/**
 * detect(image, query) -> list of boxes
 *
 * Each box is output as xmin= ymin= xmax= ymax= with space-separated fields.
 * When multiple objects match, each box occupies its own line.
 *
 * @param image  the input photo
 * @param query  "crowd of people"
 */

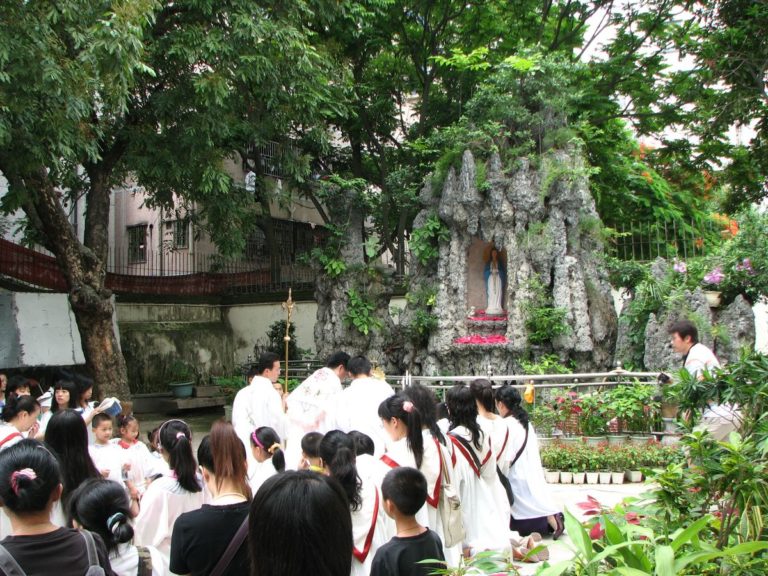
xmin=0 ymin=353 xmax=565 ymax=576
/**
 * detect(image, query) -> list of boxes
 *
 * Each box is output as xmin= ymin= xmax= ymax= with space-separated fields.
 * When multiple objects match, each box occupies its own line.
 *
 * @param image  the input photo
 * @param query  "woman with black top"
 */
xmin=0 ymin=439 xmax=113 ymax=575
xmin=170 ymin=421 xmax=251 ymax=576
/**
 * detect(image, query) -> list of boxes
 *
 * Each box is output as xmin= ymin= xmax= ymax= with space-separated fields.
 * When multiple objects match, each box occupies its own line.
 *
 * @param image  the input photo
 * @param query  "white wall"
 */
xmin=0 ymin=293 xmax=86 ymax=368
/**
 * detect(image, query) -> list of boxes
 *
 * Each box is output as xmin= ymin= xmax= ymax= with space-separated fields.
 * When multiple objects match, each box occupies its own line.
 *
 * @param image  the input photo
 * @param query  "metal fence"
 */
xmin=610 ymin=218 xmax=724 ymax=262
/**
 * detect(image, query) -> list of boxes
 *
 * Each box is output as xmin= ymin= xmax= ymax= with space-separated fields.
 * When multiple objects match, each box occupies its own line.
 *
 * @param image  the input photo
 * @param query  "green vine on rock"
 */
xmin=410 ymin=215 xmax=449 ymax=266
xmin=344 ymin=288 xmax=382 ymax=336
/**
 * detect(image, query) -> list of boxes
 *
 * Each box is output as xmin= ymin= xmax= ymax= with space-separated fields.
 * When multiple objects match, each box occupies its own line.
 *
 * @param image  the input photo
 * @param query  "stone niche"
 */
xmin=402 ymin=149 xmax=618 ymax=376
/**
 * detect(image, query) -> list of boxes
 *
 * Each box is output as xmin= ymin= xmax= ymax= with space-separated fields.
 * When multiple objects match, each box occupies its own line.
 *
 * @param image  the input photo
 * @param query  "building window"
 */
xmin=172 ymin=219 xmax=189 ymax=249
xmin=127 ymin=225 xmax=147 ymax=263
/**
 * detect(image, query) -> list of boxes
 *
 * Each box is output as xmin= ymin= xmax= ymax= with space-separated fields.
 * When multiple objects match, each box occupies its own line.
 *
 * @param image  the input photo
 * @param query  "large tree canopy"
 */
xmin=0 ymin=0 xmax=341 ymax=397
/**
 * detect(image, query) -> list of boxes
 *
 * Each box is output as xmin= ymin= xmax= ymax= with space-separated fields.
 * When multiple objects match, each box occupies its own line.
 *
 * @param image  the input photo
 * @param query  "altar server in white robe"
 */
xmin=284 ymin=351 xmax=349 ymax=468
xmin=320 ymin=430 xmax=392 ymax=576
xmin=232 ymin=352 xmax=287 ymax=472
xmin=496 ymin=385 xmax=564 ymax=539
xmin=446 ymin=384 xmax=512 ymax=554
xmin=329 ymin=356 xmax=394 ymax=456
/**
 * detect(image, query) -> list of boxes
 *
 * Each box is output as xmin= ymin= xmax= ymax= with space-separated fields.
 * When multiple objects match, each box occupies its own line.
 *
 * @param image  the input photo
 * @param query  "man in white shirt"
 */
xmin=232 ymin=352 xmax=287 ymax=470
xmin=669 ymin=319 xmax=739 ymax=440
xmin=331 ymin=355 xmax=394 ymax=456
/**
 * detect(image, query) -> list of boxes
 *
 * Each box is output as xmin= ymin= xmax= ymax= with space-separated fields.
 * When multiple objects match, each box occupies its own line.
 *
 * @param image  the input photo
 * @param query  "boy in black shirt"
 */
xmin=371 ymin=467 xmax=445 ymax=576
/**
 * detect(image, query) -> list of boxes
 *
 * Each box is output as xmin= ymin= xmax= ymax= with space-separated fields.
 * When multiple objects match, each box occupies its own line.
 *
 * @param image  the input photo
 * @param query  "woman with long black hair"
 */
xmin=320 ymin=430 xmax=390 ymax=576
xmin=134 ymin=419 xmax=204 ymax=568
xmin=496 ymin=385 xmax=564 ymax=539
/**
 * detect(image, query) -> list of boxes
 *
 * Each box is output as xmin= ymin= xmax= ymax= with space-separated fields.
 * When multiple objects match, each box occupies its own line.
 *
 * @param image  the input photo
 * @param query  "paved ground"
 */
xmin=514 ymin=481 xmax=652 ymax=575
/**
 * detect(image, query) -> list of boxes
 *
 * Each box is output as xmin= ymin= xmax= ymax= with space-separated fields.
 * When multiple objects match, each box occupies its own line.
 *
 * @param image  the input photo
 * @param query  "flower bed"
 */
xmin=540 ymin=440 xmax=682 ymax=483
xmin=453 ymin=334 xmax=509 ymax=345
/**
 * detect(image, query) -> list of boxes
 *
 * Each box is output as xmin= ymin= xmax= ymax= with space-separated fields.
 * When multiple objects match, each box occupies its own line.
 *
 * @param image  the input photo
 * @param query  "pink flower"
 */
xmin=673 ymin=259 xmax=687 ymax=274
xmin=703 ymin=267 xmax=725 ymax=286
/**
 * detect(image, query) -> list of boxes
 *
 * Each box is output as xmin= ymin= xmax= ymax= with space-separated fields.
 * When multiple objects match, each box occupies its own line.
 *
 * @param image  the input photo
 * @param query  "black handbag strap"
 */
xmin=210 ymin=515 xmax=249 ymax=576
xmin=509 ymin=424 xmax=529 ymax=468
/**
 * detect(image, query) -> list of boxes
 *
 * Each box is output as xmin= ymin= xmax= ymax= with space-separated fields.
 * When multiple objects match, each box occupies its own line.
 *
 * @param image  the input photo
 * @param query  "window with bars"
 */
xmin=172 ymin=219 xmax=189 ymax=249
xmin=127 ymin=225 xmax=147 ymax=263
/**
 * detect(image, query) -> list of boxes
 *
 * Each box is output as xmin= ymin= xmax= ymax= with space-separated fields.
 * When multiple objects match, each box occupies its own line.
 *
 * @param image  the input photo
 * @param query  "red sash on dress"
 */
xmin=352 ymin=488 xmax=380 ymax=563
xmin=380 ymin=454 xmax=399 ymax=469
xmin=0 ymin=432 xmax=21 ymax=448
xmin=449 ymin=435 xmax=492 ymax=477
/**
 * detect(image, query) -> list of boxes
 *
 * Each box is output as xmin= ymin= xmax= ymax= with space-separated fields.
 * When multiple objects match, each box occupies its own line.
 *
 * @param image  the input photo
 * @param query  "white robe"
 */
xmin=232 ymin=375 xmax=287 ymax=472
xmin=485 ymin=261 xmax=503 ymax=314
xmin=501 ymin=418 xmax=560 ymax=520
xmin=110 ymin=542 xmax=166 ymax=576
xmin=284 ymin=367 xmax=342 ymax=468
xmin=351 ymin=478 xmax=392 ymax=576
xmin=478 ymin=415 xmax=511 ymax=473
xmin=133 ymin=475 xmax=205 ymax=572
xmin=449 ymin=426 xmax=511 ymax=552
xmin=89 ymin=442 xmax=124 ymax=484
xmin=331 ymin=376 xmax=394 ymax=456
xmin=112 ymin=439 xmax=156 ymax=495
xmin=248 ymin=458 xmax=279 ymax=496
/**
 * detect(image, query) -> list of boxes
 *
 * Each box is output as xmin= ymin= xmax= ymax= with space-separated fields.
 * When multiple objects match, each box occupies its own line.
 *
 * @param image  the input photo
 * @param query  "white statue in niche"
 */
xmin=484 ymin=247 xmax=505 ymax=315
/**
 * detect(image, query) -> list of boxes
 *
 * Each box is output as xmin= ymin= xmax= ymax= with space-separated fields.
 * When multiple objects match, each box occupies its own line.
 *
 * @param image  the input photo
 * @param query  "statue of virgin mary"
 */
xmin=484 ymin=248 xmax=505 ymax=315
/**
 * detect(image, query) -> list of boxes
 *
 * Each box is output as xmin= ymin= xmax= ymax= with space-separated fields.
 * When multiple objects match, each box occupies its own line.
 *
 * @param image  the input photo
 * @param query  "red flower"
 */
xmin=590 ymin=522 xmax=604 ymax=540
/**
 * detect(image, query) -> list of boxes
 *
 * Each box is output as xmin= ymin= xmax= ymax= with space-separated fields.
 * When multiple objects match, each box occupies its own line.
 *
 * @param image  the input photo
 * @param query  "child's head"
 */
xmin=0 ymin=439 xmax=62 ymax=516
xmin=300 ymin=432 xmax=324 ymax=470
xmin=348 ymin=431 xmax=374 ymax=457
xmin=6 ymin=376 xmax=31 ymax=400
xmin=250 ymin=427 xmax=285 ymax=471
xmin=117 ymin=414 xmax=139 ymax=442
xmin=301 ymin=432 xmax=323 ymax=459
xmin=381 ymin=467 xmax=428 ymax=518
xmin=157 ymin=419 xmax=201 ymax=494
xmin=91 ymin=413 xmax=113 ymax=444
xmin=68 ymin=478 xmax=133 ymax=554
xmin=2 ymin=395 xmax=41 ymax=432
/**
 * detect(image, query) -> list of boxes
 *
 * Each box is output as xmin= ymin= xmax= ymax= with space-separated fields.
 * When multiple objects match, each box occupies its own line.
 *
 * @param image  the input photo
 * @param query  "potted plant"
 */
xmin=165 ymin=359 xmax=197 ymax=399
xmin=558 ymin=446 xmax=576 ymax=484
xmin=622 ymin=445 xmax=643 ymax=483
xmin=531 ymin=404 xmax=558 ymax=446
xmin=540 ymin=445 xmax=563 ymax=483
xmin=702 ymin=266 xmax=725 ymax=307
xmin=553 ymin=390 xmax=582 ymax=442
xmin=659 ymin=376 xmax=681 ymax=419
xmin=598 ymin=446 xmax=612 ymax=484
xmin=584 ymin=446 xmax=602 ymax=484
xmin=579 ymin=394 xmax=608 ymax=445
xmin=604 ymin=382 xmax=657 ymax=437
xmin=608 ymin=447 xmax=626 ymax=485
xmin=571 ymin=445 xmax=586 ymax=484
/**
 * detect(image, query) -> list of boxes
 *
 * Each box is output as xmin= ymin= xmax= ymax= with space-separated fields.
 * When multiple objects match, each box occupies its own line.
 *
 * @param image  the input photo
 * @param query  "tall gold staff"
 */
xmin=281 ymin=288 xmax=295 ymax=395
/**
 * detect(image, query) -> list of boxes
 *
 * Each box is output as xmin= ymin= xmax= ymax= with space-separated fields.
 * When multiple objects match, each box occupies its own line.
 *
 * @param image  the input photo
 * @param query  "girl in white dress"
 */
xmin=249 ymin=426 xmax=285 ymax=495
xmin=446 ymin=384 xmax=511 ymax=555
xmin=320 ymin=430 xmax=391 ymax=576
xmin=113 ymin=414 xmax=154 ymax=502
xmin=380 ymin=390 xmax=461 ymax=565
xmin=69 ymin=477 xmax=165 ymax=575
xmin=496 ymin=385 xmax=564 ymax=539
xmin=133 ymin=419 xmax=204 ymax=570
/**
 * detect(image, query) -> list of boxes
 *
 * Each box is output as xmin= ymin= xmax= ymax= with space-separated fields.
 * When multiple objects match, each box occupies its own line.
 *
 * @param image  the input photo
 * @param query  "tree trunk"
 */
xmin=20 ymin=168 xmax=130 ymax=400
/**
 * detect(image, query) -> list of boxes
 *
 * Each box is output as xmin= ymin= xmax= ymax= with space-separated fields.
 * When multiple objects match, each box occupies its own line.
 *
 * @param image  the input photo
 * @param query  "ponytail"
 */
xmin=159 ymin=419 xmax=201 ymax=493
xmin=495 ymin=385 xmax=530 ymax=429
xmin=319 ymin=430 xmax=362 ymax=511
xmin=250 ymin=427 xmax=285 ymax=473
xmin=378 ymin=395 xmax=424 ymax=468
xmin=470 ymin=378 xmax=496 ymax=413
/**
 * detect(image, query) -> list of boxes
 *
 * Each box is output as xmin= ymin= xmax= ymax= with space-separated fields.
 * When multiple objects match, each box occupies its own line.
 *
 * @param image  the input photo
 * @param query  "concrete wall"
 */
xmin=226 ymin=300 xmax=318 ymax=363
xmin=0 ymin=292 xmax=85 ymax=368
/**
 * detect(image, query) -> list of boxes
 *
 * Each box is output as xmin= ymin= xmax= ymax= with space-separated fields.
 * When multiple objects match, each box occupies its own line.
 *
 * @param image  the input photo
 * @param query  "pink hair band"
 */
xmin=251 ymin=431 xmax=265 ymax=450
xmin=10 ymin=468 xmax=37 ymax=495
